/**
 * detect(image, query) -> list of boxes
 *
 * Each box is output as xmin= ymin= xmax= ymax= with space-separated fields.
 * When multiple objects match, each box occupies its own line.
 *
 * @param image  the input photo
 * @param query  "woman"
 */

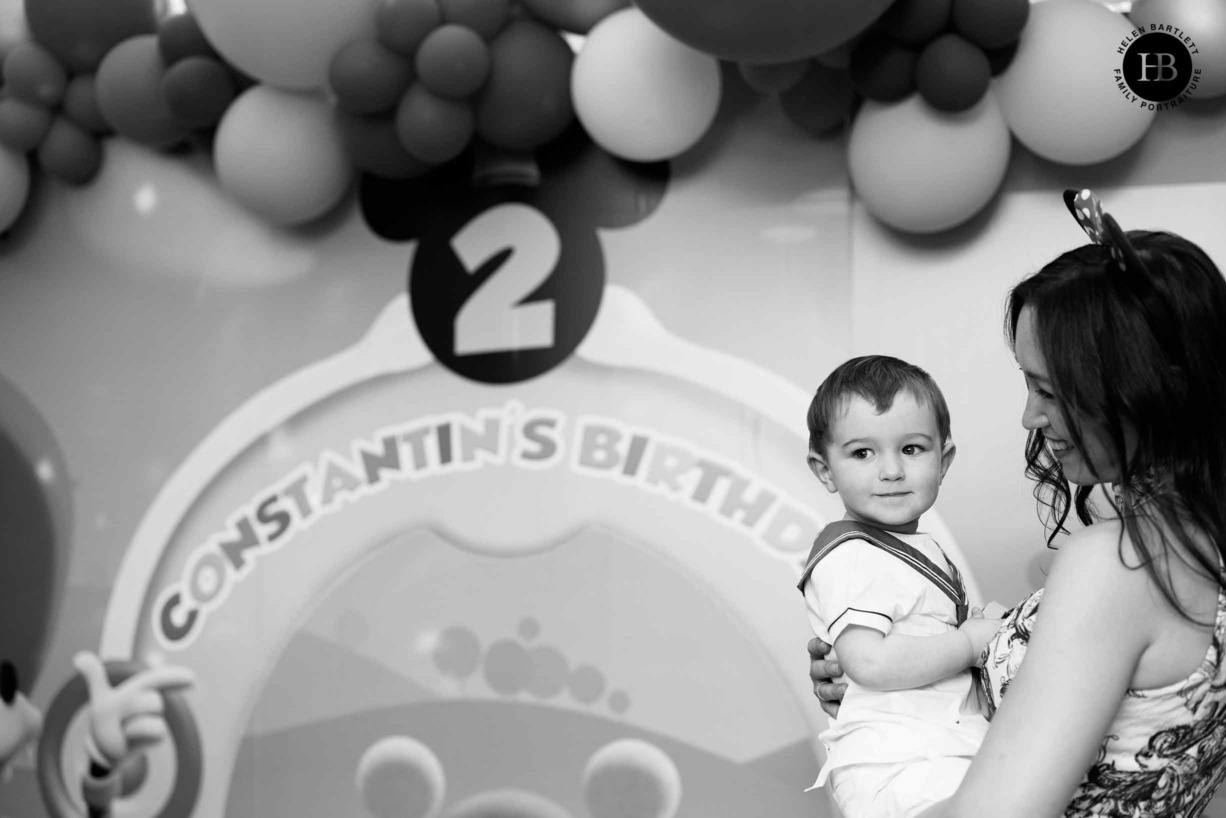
xmin=808 ymin=189 xmax=1226 ymax=816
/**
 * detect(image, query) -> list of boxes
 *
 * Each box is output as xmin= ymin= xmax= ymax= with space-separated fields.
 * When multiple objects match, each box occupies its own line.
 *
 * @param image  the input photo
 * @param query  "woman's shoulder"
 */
xmin=1050 ymin=520 xmax=1140 ymax=576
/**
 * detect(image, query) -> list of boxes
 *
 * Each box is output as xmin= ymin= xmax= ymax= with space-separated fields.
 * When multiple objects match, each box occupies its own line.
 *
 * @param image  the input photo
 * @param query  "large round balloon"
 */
xmin=0 ymin=141 xmax=29 ymax=232
xmin=23 ymin=0 xmax=155 ymax=73
xmin=95 ymin=35 xmax=190 ymax=148
xmin=633 ymin=0 xmax=893 ymax=64
xmin=185 ymin=0 xmax=378 ymax=90
xmin=1131 ymin=0 xmax=1226 ymax=100
xmin=214 ymin=86 xmax=356 ymax=225
xmin=848 ymin=90 xmax=1011 ymax=233
xmin=572 ymin=7 xmax=721 ymax=161
xmin=995 ymin=0 xmax=1154 ymax=165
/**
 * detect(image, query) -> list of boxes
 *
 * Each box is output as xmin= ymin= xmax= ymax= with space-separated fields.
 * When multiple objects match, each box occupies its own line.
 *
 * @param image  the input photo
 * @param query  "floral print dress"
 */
xmin=979 ymin=588 xmax=1226 ymax=816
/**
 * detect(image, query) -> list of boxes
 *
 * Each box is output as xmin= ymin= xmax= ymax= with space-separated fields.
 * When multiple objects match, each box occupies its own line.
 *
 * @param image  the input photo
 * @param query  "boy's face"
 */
xmin=807 ymin=391 xmax=955 ymax=534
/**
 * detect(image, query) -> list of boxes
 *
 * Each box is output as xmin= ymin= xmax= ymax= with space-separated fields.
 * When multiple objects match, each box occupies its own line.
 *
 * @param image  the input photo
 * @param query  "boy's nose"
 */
xmin=878 ymin=457 xmax=904 ymax=480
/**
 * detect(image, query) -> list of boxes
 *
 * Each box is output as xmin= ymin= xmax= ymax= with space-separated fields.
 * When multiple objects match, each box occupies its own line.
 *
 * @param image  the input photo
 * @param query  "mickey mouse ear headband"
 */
xmin=1062 ymin=188 xmax=1149 ymax=276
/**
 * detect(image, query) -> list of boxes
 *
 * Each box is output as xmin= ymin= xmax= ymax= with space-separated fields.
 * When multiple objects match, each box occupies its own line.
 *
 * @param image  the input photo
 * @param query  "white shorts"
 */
xmin=828 ymin=756 xmax=972 ymax=818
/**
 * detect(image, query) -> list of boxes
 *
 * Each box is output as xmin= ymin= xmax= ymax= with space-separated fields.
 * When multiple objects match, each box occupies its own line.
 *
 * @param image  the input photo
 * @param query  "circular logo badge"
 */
xmin=1121 ymin=31 xmax=1195 ymax=103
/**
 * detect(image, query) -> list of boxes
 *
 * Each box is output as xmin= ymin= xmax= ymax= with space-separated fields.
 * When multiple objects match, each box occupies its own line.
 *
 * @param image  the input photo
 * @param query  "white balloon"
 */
xmin=214 ymin=86 xmax=355 ymax=227
xmin=572 ymin=7 xmax=721 ymax=162
xmin=995 ymin=0 xmax=1155 ymax=165
xmin=849 ymin=91 xmax=1012 ymax=234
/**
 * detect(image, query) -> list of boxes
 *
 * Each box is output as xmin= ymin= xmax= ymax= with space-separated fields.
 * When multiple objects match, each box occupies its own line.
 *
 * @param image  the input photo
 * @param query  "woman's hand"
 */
xmin=807 ymin=636 xmax=846 ymax=718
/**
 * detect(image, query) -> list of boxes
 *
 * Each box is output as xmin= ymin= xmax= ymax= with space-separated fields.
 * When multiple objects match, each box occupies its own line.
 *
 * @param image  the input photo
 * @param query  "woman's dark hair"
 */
xmin=1005 ymin=230 xmax=1226 ymax=620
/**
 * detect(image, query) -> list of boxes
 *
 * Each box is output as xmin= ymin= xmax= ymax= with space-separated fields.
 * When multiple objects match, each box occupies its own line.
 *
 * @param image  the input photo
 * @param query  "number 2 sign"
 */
xmin=411 ymin=192 xmax=604 ymax=385
xmin=359 ymin=128 xmax=670 ymax=385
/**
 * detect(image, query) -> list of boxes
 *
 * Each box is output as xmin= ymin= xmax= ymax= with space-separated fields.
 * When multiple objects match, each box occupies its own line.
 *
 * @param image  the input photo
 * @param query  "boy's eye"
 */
xmin=902 ymin=444 xmax=925 ymax=456
xmin=850 ymin=449 xmax=870 ymax=459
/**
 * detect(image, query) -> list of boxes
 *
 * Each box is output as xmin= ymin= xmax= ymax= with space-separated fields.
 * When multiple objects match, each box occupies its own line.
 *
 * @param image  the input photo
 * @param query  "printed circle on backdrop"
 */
xmin=1120 ymin=31 xmax=1195 ymax=102
xmin=408 ymin=187 xmax=604 ymax=385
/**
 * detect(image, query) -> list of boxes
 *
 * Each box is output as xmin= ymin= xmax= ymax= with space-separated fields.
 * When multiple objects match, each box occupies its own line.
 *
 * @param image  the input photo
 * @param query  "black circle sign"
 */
xmin=1121 ymin=32 xmax=1194 ymax=102
xmin=409 ymin=186 xmax=605 ymax=385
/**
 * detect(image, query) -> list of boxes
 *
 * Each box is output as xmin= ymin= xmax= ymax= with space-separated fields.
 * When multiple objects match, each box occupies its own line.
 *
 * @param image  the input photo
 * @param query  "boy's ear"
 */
xmin=807 ymin=450 xmax=838 ymax=494
xmin=939 ymin=440 xmax=957 ymax=482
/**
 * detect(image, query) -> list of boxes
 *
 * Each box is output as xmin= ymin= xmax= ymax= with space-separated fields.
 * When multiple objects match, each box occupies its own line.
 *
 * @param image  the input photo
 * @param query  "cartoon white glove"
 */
xmin=73 ymin=651 xmax=195 ymax=772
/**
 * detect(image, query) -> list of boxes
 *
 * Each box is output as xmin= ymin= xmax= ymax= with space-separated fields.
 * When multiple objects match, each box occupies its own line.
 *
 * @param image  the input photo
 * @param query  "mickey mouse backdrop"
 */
xmin=2 ymin=0 xmax=1226 ymax=816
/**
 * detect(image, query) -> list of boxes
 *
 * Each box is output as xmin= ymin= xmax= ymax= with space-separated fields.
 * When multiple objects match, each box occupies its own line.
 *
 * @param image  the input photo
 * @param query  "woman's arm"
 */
xmin=836 ymin=616 xmax=1000 ymax=691
xmin=918 ymin=522 xmax=1154 ymax=818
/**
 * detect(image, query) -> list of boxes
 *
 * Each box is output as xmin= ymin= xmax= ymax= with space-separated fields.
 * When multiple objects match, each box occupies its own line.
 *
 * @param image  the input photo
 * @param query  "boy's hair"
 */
xmin=806 ymin=355 xmax=951 ymax=456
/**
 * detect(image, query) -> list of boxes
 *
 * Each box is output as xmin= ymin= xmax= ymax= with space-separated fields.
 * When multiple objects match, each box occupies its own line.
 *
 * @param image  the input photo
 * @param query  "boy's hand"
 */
xmin=958 ymin=612 xmax=1004 ymax=667
xmin=807 ymin=637 xmax=845 ymax=718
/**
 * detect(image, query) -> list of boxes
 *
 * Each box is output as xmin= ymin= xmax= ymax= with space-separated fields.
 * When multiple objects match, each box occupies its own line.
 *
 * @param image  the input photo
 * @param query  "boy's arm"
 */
xmin=835 ymin=617 xmax=999 ymax=691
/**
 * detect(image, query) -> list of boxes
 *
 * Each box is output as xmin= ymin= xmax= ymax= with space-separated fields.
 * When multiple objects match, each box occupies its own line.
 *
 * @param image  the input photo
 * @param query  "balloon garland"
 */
xmin=1 ymin=0 xmax=1224 ymax=237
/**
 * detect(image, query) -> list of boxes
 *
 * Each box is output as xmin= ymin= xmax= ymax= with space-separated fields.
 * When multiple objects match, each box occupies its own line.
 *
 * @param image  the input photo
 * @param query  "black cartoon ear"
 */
xmin=1 ymin=660 xmax=16 ymax=704
xmin=358 ymin=151 xmax=477 ymax=243
xmin=534 ymin=121 xmax=669 ymax=230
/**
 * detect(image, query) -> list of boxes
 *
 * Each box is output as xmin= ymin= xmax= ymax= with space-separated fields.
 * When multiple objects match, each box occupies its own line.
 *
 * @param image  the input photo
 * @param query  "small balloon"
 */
xmin=187 ymin=0 xmax=377 ymax=90
xmin=37 ymin=115 xmax=101 ymax=185
xmin=572 ymin=8 xmax=720 ymax=161
xmin=1131 ymin=0 xmax=1226 ymax=100
xmin=878 ymin=0 xmax=952 ymax=46
xmin=95 ymin=34 xmax=190 ymax=148
xmin=915 ymin=33 xmax=990 ymax=112
xmin=3 ymin=41 xmax=68 ymax=106
xmin=61 ymin=74 xmax=110 ymax=133
xmin=376 ymin=0 xmax=443 ymax=57
xmin=214 ymin=86 xmax=356 ymax=226
xmin=162 ymin=56 xmax=239 ymax=130
xmin=0 ymin=141 xmax=29 ymax=232
xmin=436 ymin=0 xmax=511 ymax=41
xmin=516 ymin=0 xmax=628 ymax=34
xmin=395 ymin=81 xmax=474 ymax=163
xmin=738 ymin=59 xmax=808 ymax=95
xmin=329 ymin=38 xmax=415 ymax=115
xmin=474 ymin=18 xmax=574 ymax=151
xmin=951 ymin=0 xmax=1029 ymax=51
xmin=779 ymin=62 xmax=856 ymax=136
xmin=23 ymin=0 xmax=155 ymax=72
xmin=415 ymin=24 xmax=491 ymax=100
xmin=336 ymin=112 xmax=431 ymax=179
xmin=0 ymin=94 xmax=53 ymax=151
xmin=849 ymin=36 xmax=917 ymax=102
xmin=157 ymin=12 xmax=220 ymax=65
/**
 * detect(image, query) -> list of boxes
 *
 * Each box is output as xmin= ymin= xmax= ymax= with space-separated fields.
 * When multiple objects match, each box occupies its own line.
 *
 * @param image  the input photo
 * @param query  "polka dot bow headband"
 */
xmin=1062 ymin=188 xmax=1146 ymax=275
